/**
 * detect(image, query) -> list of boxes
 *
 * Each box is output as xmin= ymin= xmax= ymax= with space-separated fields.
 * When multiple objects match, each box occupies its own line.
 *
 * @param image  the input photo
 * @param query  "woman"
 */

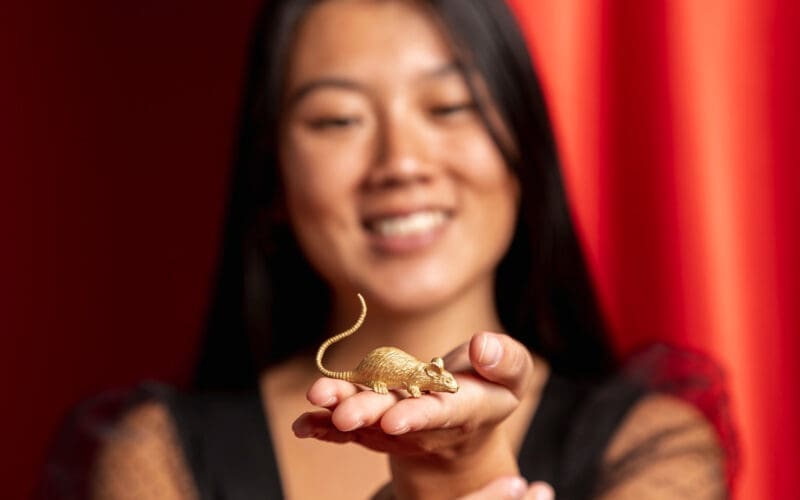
xmin=87 ymin=0 xmax=729 ymax=498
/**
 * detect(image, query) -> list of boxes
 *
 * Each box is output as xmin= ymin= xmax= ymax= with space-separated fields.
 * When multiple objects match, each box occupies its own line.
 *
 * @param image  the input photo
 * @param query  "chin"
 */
xmin=335 ymin=252 xmax=492 ymax=315
xmin=357 ymin=276 xmax=467 ymax=315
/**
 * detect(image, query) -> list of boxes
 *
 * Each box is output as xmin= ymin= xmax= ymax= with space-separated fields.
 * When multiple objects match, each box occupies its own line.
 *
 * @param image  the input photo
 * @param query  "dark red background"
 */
xmin=2 ymin=1 xmax=262 ymax=496
xmin=3 ymin=1 xmax=798 ymax=498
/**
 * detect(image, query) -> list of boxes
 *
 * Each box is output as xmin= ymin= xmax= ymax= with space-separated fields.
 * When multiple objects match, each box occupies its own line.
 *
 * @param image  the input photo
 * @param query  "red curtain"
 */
xmin=509 ymin=1 xmax=800 ymax=499
xmin=4 ymin=1 xmax=797 ymax=498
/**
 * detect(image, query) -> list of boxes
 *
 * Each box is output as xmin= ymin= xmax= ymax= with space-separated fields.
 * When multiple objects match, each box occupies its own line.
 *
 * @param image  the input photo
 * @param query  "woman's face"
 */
xmin=279 ymin=0 xmax=520 ymax=313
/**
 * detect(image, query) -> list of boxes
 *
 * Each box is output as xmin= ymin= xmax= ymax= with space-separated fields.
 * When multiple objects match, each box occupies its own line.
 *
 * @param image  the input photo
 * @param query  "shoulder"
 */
xmin=96 ymin=399 xmax=175 ymax=453
xmin=597 ymin=393 xmax=726 ymax=499
xmin=90 ymin=399 xmax=197 ymax=500
xmin=606 ymin=393 xmax=723 ymax=462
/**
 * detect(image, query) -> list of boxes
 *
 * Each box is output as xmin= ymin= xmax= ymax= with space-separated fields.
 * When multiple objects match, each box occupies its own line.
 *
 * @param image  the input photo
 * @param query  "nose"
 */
xmin=365 ymin=110 xmax=433 ymax=190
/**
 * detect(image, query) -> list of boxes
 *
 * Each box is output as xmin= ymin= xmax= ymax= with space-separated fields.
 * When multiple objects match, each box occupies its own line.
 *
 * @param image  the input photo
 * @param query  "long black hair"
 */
xmin=194 ymin=0 xmax=617 ymax=391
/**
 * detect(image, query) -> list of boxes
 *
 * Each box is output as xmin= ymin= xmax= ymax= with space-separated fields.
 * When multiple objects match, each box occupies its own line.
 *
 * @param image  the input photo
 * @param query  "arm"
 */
xmin=90 ymin=402 xmax=197 ymax=500
xmin=596 ymin=394 xmax=727 ymax=499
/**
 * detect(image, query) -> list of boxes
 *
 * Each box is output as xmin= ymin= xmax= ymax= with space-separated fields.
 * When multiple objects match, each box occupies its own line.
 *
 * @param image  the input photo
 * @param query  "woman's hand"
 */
xmin=459 ymin=478 xmax=554 ymax=500
xmin=292 ymin=332 xmax=537 ymax=499
xmin=371 ymin=477 xmax=555 ymax=500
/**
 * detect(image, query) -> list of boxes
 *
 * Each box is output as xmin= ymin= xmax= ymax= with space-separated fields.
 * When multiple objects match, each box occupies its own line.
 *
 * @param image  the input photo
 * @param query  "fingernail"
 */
xmin=387 ymin=423 xmax=410 ymax=435
xmin=478 ymin=335 xmax=502 ymax=367
xmin=340 ymin=418 xmax=364 ymax=432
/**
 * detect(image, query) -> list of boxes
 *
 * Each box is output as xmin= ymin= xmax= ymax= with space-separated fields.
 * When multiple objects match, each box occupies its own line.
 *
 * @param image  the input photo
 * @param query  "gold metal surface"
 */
xmin=316 ymin=294 xmax=459 ymax=397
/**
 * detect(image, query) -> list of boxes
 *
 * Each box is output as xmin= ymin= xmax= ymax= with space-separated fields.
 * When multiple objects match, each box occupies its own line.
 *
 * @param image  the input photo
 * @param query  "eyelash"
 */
xmin=430 ymin=102 xmax=476 ymax=116
xmin=308 ymin=117 xmax=362 ymax=130
xmin=306 ymin=102 xmax=476 ymax=130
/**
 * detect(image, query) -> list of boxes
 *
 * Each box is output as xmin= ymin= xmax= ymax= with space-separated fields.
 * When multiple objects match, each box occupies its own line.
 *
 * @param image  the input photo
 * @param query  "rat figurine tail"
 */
xmin=315 ymin=293 xmax=367 ymax=381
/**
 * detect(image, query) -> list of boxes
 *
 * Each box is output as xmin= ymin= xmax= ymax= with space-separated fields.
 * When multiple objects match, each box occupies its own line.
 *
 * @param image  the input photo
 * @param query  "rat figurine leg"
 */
xmin=371 ymin=381 xmax=389 ymax=394
xmin=407 ymin=385 xmax=422 ymax=398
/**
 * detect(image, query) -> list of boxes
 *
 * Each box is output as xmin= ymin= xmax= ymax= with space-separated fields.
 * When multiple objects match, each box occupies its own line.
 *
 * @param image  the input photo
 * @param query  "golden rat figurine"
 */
xmin=315 ymin=294 xmax=459 ymax=398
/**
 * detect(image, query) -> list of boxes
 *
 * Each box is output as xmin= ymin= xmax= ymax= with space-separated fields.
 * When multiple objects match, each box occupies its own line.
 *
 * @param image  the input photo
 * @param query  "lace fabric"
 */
xmin=37 ymin=345 xmax=735 ymax=499
xmin=36 ymin=384 xmax=198 ymax=500
xmin=594 ymin=393 xmax=727 ymax=499
xmin=621 ymin=342 xmax=739 ymax=492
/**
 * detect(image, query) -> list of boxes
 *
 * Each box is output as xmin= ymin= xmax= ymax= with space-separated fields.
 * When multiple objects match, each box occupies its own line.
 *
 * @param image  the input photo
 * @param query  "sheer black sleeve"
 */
xmin=37 ymin=384 xmax=198 ymax=500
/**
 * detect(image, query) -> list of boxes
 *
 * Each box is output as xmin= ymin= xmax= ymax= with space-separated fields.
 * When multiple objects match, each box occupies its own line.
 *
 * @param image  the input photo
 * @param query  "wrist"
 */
xmin=389 ymin=430 xmax=518 ymax=500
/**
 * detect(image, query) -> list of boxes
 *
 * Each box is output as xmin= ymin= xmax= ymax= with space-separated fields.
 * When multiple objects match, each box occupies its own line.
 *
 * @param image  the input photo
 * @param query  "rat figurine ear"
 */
xmin=424 ymin=359 xmax=443 ymax=378
xmin=425 ymin=365 xmax=442 ymax=378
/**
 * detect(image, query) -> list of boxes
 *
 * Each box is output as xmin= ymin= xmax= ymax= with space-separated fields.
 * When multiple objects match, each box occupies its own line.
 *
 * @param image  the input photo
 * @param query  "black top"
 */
xmin=162 ymin=373 xmax=645 ymax=500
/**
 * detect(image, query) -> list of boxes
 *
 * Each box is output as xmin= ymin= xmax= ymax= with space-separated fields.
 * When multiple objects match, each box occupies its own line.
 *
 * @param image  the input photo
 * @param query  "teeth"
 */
xmin=371 ymin=210 xmax=447 ymax=237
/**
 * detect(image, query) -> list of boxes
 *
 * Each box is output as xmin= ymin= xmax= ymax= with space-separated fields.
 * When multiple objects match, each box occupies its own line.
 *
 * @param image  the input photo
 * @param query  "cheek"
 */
xmin=278 ymin=154 xmax=351 ymax=284
xmin=280 ymin=132 xmax=368 ymax=220
xmin=446 ymin=132 xmax=520 ymax=253
xmin=282 ymin=166 xmax=336 ymax=220
xmin=443 ymin=130 xmax=519 ymax=206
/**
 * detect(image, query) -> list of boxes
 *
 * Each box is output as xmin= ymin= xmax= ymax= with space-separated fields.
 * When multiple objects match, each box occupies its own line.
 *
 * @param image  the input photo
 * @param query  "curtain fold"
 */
xmin=509 ymin=1 xmax=799 ymax=498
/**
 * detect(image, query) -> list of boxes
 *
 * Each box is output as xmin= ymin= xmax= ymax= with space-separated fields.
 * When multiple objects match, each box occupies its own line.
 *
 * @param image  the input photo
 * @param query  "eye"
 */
xmin=430 ymin=102 xmax=476 ymax=117
xmin=307 ymin=116 xmax=362 ymax=130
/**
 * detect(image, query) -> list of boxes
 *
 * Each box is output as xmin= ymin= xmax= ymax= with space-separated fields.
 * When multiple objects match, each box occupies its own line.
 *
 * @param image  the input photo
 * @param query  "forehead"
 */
xmin=286 ymin=0 xmax=456 ymax=88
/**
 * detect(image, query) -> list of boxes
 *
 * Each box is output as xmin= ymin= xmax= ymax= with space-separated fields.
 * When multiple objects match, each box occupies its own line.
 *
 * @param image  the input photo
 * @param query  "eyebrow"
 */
xmin=423 ymin=61 xmax=463 ymax=79
xmin=286 ymin=61 xmax=465 ymax=106
xmin=287 ymin=78 xmax=366 ymax=106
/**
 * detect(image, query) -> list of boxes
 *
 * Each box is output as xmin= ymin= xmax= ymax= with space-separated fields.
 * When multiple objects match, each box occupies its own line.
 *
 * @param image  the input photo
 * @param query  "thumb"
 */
xmin=524 ymin=481 xmax=555 ymax=500
xmin=456 ymin=476 xmax=528 ymax=500
xmin=469 ymin=332 xmax=535 ymax=400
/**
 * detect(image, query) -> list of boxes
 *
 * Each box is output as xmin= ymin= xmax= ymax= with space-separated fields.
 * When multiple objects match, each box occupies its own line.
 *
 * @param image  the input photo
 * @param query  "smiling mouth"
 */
xmin=366 ymin=210 xmax=449 ymax=238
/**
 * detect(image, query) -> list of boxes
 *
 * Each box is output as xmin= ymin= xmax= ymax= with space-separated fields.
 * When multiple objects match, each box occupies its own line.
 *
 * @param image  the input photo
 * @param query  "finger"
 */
xmin=329 ymin=388 xmax=402 ymax=431
xmin=292 ymin=410 xmax=364 ymax=444
xmin=379 ymin=374 xmax=517 ymax=434
xmin=294 ymin=413 xmax=402 ymax=450
xmin=306 ymin=377 xmax=361 ymax=408
xmin=457 ymin=476 xmax=528 ymax=500
xmin=441 ymin=341 xmax=472 ymax=373
xmin=469 ymin=332 xmax=535 ymax=400
xmin=301 ymin=424 xmax=358 ymax=444
xmin=524 ymin=481 xmax=555 ymax=500
xmin=292 ymin=410 xmax=334 ymax=438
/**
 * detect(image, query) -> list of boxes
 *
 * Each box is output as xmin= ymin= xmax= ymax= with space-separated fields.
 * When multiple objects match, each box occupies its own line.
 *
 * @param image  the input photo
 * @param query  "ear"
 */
xmin=425 ymin=358 xmax=443 ymax=377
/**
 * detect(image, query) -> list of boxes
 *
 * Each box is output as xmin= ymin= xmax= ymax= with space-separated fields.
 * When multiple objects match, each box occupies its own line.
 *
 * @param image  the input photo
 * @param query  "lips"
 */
xmin=366 ymin=210 xmax=448 ymax=237
xmin=363 ymin=208 xmax=452 ymax=253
